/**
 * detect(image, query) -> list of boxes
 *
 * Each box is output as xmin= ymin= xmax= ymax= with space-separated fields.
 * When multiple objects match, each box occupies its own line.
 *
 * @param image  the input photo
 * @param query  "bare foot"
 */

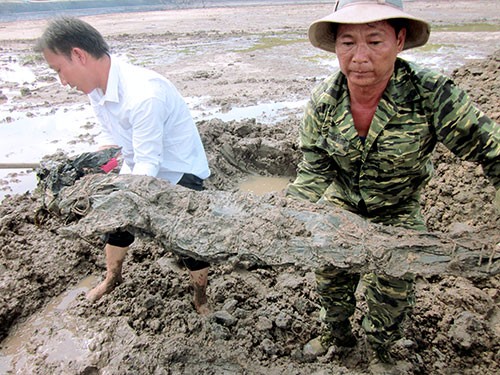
xmin=86 ymin=275 xmax=123 ymax=303
xmin=195 ymin=301 xmax=211 ymax=316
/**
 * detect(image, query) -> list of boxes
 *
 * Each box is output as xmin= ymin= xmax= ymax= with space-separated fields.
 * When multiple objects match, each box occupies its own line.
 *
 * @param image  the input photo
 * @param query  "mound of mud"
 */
xmin=0 ymin=49 xmax=499 ymax=375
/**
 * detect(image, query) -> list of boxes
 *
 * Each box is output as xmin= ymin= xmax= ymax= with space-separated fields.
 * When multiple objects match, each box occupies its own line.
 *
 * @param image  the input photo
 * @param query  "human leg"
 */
xmin=87 ymin=244 xmax=128 ymax=302
xmin=189 ymin=267 xmax=210 ymax=315
xmin=182 ymin=256 xmax=210 ymax=315
xmin=87 ymin=230 xmax=134 ymax=303
xmin=177 ymin=173 xmax=211 ymax=315
xmin=316 ymin=266 xmax=359 ymax=346
xmin=362 ymin=273 xmax=415 ymax=363
xmin=304 ymin=266 xmax=359 ymax=356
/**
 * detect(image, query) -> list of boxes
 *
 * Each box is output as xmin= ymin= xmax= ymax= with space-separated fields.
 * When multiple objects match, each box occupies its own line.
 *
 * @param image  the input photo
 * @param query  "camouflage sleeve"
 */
xmin=285 ymin=98 xmax=337 ymax=203
xmin=431 ymin=76 xmax=500 ymax=189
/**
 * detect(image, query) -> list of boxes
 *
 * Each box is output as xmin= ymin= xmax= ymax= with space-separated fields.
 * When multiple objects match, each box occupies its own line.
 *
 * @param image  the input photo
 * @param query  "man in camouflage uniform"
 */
xmin=286 ymin=0 xmax=500 ymax=370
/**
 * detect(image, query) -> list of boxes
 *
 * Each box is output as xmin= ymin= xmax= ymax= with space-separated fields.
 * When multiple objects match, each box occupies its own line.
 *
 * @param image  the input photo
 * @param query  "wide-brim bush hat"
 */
xmin=309 ymin=0 xmax=430 ymax=53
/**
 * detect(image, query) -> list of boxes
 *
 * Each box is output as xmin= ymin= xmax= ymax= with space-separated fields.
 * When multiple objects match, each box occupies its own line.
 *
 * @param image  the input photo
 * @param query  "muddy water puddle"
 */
xmin=0 ymin=61 xmax=36 ymax=86
xmin=238 ymin=175 xmax=291 ymax=195
xmin=190 ymin=98 xmax=306 ymax=124
xmin=0 ymin=104 xmax=99 ymax=201
xmin=0 ymin=276 xmax=97 ymax=373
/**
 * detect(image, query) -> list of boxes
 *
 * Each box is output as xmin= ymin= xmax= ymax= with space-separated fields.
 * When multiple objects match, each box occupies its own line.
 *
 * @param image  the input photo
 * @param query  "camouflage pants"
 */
xmin=315 ymin=266 xmax=415 ymax=348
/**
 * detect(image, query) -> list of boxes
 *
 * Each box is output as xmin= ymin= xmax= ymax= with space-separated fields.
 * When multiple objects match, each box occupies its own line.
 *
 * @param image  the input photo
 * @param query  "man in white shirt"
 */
xmin=35 ymin=16 xmax=211 ymax=314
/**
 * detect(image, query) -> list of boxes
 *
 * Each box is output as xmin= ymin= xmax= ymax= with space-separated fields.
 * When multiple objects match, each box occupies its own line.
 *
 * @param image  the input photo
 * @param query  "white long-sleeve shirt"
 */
xmin=89 ymin=56 xmax=210 ymax=184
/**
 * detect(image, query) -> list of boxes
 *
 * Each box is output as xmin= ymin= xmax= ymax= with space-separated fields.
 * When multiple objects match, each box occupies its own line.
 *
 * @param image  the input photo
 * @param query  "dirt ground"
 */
xmin=0 ymin=1 xmax=499 ymax=374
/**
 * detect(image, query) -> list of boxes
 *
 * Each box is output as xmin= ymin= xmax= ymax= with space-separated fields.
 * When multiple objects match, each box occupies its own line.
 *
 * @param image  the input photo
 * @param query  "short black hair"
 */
xmin=387 ymin=18 xmax=408 ymax=37
xmin=34 ymin=16 xmax=109 ymax=59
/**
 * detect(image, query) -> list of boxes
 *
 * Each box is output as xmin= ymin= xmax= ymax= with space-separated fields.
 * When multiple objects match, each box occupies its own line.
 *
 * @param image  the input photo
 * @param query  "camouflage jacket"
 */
xmin=286 ymin=58 xmax=499 ymax=229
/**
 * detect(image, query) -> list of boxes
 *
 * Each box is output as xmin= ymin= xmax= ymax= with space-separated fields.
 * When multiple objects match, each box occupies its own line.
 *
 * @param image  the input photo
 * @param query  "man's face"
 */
xmin=43 ymin=48 xmax=92 ymax=94
xmin=335 ymin=21 xmax=406 ymax=89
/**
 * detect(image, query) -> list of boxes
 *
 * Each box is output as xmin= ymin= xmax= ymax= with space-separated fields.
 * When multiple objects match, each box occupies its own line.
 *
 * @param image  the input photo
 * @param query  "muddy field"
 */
xmin=0 ymin=1 xmax=499 ymax=374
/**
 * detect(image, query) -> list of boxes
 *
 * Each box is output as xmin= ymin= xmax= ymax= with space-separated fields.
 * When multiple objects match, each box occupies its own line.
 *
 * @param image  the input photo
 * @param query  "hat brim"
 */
xmin=308 ymin=4 xmax=430 ymax=53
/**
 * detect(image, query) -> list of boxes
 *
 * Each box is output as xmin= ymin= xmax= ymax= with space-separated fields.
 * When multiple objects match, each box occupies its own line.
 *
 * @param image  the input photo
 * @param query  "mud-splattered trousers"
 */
xmin=286 ymin=58 xmax=500 ymax=348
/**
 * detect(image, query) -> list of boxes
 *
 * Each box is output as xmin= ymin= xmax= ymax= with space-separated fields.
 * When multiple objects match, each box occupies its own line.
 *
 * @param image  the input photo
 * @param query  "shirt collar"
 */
xmin=385 ymin=58 xmax=422 ymax=106
xmin=89 ymin=55 xmax=120 ymax=105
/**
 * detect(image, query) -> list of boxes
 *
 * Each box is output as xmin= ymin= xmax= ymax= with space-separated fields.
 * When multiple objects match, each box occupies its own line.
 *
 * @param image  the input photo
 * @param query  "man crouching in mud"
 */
xmin=34 ymin=16 xmax=212 ymax=315
xmin=286 ymin=0 xmax=499 ymax=373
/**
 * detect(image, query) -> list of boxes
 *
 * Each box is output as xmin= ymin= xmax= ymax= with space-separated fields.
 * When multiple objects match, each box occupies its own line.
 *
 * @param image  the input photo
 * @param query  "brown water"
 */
xmin=0 ymin=276 xmax=97 ymax=372
xmin=238 ymin=175 xmax=290 ymax=196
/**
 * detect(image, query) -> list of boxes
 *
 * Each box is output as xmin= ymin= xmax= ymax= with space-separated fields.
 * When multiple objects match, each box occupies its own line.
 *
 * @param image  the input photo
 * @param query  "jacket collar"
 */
xmin=316 ymin=58 xmax=423 ymax=155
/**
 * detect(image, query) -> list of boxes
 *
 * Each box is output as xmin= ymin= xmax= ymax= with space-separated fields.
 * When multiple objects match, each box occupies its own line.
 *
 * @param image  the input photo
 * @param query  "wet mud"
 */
xmin=0 ymin=1 xmax=499 ymax=374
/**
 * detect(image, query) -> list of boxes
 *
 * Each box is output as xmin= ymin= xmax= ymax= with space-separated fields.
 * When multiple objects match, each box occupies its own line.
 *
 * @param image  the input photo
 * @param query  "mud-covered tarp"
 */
xmin=44 ymin=173 xmax=499 ymax=279
xmin=34 ymin=147 xmax=122 ymax=214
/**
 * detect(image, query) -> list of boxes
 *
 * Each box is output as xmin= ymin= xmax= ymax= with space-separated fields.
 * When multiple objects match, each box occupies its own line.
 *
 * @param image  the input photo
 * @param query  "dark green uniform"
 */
xmin=287 ymin=58 xmax=500 ymax=348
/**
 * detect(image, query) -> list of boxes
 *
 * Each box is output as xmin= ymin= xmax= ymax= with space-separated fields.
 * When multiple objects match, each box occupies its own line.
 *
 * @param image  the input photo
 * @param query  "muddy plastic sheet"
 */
xmin=50 ymin=174 xmax=499 ymax=279
xmin=36 ymin=147 xmax=122 ymax=195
